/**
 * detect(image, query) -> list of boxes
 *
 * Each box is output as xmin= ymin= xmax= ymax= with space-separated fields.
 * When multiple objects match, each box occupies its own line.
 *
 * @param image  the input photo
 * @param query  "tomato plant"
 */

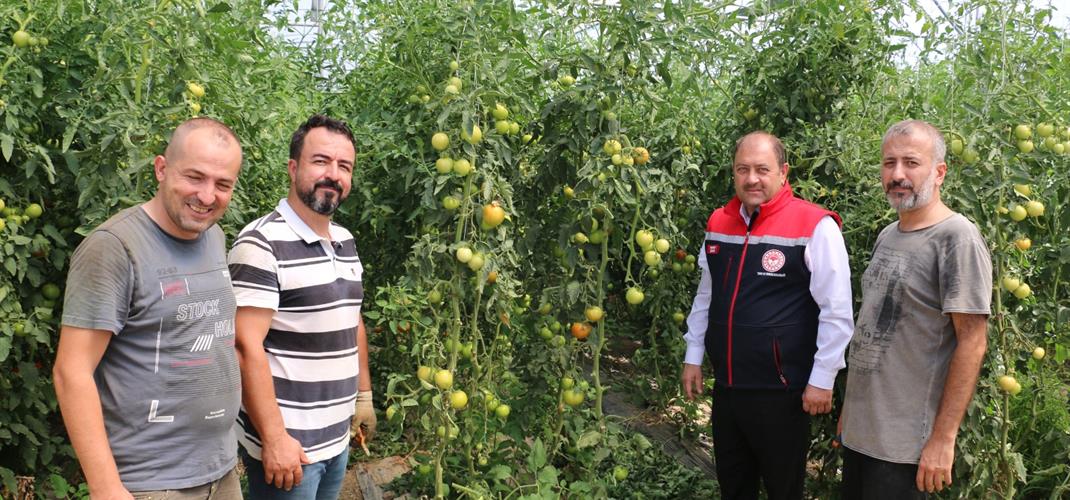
xmin=2 ymin=0 xmax=1068 ymax=497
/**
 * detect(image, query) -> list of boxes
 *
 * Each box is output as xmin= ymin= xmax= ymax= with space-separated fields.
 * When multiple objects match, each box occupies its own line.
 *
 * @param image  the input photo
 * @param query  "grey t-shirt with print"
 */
xmin=61 ymin=207 xmax=240 ymax=491
xmin=841 ymin=213 xmax=991 ymax=464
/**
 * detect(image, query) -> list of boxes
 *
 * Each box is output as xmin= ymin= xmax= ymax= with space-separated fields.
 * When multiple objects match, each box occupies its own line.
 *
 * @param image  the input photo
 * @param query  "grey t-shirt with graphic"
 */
xmin=841 ymin=213 xmax=991 ymax=464
xmin=62 ymin=207 xmax=241 ymax=491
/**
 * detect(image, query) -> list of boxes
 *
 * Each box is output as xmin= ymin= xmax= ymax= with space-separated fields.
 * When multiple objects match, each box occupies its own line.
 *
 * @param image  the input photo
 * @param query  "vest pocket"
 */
xmin=772 ymin=338 xmax=789 ymax=388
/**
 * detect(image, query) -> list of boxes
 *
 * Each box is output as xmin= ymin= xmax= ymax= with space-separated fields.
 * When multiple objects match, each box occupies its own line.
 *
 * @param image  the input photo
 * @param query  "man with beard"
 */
xmin=54 ymin=117 xmax=243 ymax=499
xmin=228 ymin=115 xmax=373 ymax=499
xmin=839 ymin=120 xmax=991 ymax=498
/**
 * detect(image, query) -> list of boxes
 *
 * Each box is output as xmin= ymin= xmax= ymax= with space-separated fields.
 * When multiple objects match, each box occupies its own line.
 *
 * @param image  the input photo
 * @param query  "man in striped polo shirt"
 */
xmin=228 ymin=115 xmax=374 ymax=498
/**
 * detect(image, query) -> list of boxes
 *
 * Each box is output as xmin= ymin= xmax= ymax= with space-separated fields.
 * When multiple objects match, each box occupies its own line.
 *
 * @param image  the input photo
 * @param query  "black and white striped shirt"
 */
xmin=228 ymin=199 xmax=363 ymax=463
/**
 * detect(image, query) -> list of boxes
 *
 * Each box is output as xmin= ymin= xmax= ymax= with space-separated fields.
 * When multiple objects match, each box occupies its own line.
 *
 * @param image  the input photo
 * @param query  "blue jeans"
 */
xmin=240 ymin=447 xmax=348 ymax=500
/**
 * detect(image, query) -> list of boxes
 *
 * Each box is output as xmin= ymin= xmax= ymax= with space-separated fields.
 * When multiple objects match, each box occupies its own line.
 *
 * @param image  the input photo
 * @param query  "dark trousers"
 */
xmin=711 ymin=385 xmax=809 ymax=500
xmin=841 ymin=446 xmax=928 ymax=500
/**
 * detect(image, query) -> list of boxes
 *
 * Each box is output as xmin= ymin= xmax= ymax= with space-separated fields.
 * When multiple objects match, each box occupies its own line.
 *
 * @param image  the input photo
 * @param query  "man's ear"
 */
xmin=934 ymin=161 xmax=948 ymax=187
xmin=153 ymin=155 xmax=167 ymax=182
xmin=287 ymin=159 xmax=298 ymax=182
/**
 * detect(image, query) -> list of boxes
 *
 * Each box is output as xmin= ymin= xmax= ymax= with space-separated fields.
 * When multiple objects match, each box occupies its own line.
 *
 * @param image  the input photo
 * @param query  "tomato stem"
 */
xmin=591 ymin=227 xmax=608 ymax=429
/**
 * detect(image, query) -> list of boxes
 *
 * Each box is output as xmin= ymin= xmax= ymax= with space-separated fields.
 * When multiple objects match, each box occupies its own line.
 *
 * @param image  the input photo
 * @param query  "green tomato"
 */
xmin=950 ymin=139 xmax=964 ymax=155
xmin=495 ymin=404 xmax=510 ymax=419
xmin=24 ymin=203 xmax=43 ymax=219
xmin=625 ymin=287 xmax=644 ymax=305
xmin=12 ymin=30 xmax=30 ymax=48
xmin=42 ymin=283 xmax=61 ymax=300
xmin=643 ymin=250 xmax=660 ymax=267
xmin=492 ymin=103 xmax=509 ymax=120
xmin=1014 ymin=124 xmax=1032 ymax=140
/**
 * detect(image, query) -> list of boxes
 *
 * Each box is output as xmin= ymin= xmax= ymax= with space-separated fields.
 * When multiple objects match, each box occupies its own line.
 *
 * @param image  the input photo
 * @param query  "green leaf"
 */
xmin=633 ymin=433 xmax=652 ymax=450
xmin=1009 ymin=451 xmax=1027 ymax=482
xmin=62 ymin=122 xmax=79 ymax=153
xmin=8 ymin=423 xmax=30 ymax=436
xmin=527 ymin=437 xmax=546 ymax=470
xmin=49 ymin=474 xmax=71 ymax=497
xmin=0 ymin=467 xmax=15 ymax=496
xmin=575 ymin=430 xmax=601 ymax=448
xmin=0 ymin=134 xmax=12 ymax=161
xmin=488 ymin=464 xmax=511 ymax=480
xmin=565 ymin=280 xmax=582 ymax=304
xmin=0 ymin=337 xmax=10 ymax=363
xmin=536 ymin=465 xmax=558 ymax=487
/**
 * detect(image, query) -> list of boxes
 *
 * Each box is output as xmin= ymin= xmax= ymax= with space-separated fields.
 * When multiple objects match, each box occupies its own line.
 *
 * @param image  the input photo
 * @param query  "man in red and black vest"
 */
xmin=681 ymin=131 xmax=855 ymax=499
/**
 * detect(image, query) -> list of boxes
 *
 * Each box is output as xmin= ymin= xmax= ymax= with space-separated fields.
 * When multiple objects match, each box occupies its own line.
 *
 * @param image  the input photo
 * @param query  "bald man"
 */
xmin=681 ymin=132 xmax=854 ymax=499
xmin=54 ymin=117 xmax=245 ymax=500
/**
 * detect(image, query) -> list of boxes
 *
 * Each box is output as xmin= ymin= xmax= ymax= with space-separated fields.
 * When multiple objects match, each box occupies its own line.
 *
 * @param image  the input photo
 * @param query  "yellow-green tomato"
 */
xmin=1009 ymin=205 xmax=1027 ymax=221
xmin=431 ymin=132 xmax=450 ymax=151
xmin=644 ymin=250 xmax=660 ymax=266
xmin=1014 ymin=124 xmax=1032 ymax=140
xmin=449 ymin=390 xmax=468 ymax=409
xmin=654 ymin=239 xmax=670 ymax=254
xmin=1025 ymin=200 xmax=1044 ymax=217
xmin=495 ymin=404 xmax=510 ymax=419
xmin=434 ymin=369 xmax=454 ymax=390
xmin=625 ymin=287 xmax=645 ymax=305
xmin=435 ymin=157 xmax=454 ymax=174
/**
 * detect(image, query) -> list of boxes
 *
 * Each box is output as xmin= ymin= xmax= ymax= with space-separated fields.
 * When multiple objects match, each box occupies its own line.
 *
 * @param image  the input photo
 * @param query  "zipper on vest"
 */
xmin=773 ymin=338 xmax=789 ymax=389
xmin=725 ymin=230 xmax=750 ymax=387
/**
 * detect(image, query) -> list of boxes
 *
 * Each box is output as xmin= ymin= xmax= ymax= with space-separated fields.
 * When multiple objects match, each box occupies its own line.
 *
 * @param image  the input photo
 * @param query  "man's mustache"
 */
xmin=885 ymin=179 xmax=914 ymax=192
xmin=315 ymin=180 xmax=343 ymax=193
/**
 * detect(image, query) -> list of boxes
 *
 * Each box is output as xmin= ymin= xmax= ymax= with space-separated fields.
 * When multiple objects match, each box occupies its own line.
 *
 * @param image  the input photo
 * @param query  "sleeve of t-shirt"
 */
xmin=61 ymin=231 xmax=133 ymax=335
xmin=228 ymin=231 xmax=281 ymax=311
xmin=941 ymin=232 xmax=993 ymax=315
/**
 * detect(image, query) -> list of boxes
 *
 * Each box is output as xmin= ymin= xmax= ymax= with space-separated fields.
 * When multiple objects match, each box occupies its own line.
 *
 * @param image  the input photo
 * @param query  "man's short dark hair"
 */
xmin=734 ymin=131 xmax=787 ymax=167
xmin=289 ymin=114 xmax=356 ymax=161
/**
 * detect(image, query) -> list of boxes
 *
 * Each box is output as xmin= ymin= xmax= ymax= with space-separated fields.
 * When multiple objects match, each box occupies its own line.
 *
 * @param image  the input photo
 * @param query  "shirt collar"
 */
xmin=276 ymin=198 xmax=327 ymax=245
xmin=738 ymin=204 xmax=759 ymax=226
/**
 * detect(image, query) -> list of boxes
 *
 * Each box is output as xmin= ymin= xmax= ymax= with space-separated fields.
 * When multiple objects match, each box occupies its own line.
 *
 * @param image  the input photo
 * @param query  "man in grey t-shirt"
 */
xmin=53 ymin=118 xmax=244 ymax=499
xmin=840 ymin=120 xmax=991 ymax=499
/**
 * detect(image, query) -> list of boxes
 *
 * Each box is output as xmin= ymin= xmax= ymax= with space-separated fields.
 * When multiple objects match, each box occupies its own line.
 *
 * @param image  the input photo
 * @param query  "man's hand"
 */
xmin=352 ymin=391 xmax=377 ymax=441
xmin=916 ymin=436 xmax=955 ymax=493
xmin=260 ymin=433 xmax=310 ymax=491
xmin=801 ymin=384 xmax=833 ymax=415
xmin=681 ymin=363 xmax=704 ymax=400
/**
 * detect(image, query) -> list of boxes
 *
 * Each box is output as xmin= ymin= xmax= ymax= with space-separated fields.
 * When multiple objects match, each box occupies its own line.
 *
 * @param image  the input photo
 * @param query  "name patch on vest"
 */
xmin=706 ymin=243 xmax=720 ymax=255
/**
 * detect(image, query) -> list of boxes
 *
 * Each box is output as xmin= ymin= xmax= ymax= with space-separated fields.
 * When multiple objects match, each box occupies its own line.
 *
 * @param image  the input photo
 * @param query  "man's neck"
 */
xmin=897 ymin=199 xmax=952 ymax=232
xmin=142 ymin=197 xmax=198 ymax=240
xmin=287 ymin=193 xmax=333 ymax=239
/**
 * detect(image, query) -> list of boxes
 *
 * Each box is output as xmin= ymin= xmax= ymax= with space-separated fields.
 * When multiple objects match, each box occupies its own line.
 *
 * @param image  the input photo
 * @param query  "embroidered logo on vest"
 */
xmin=761 ymin=249 xmax=786 ymax=272
xmin=706 ymin=243 xmax=720 ymax=255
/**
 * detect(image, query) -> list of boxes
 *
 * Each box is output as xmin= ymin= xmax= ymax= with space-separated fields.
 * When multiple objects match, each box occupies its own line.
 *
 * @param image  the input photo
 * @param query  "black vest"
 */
xmin=703 ymin=186 xmax=839 ymax=389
